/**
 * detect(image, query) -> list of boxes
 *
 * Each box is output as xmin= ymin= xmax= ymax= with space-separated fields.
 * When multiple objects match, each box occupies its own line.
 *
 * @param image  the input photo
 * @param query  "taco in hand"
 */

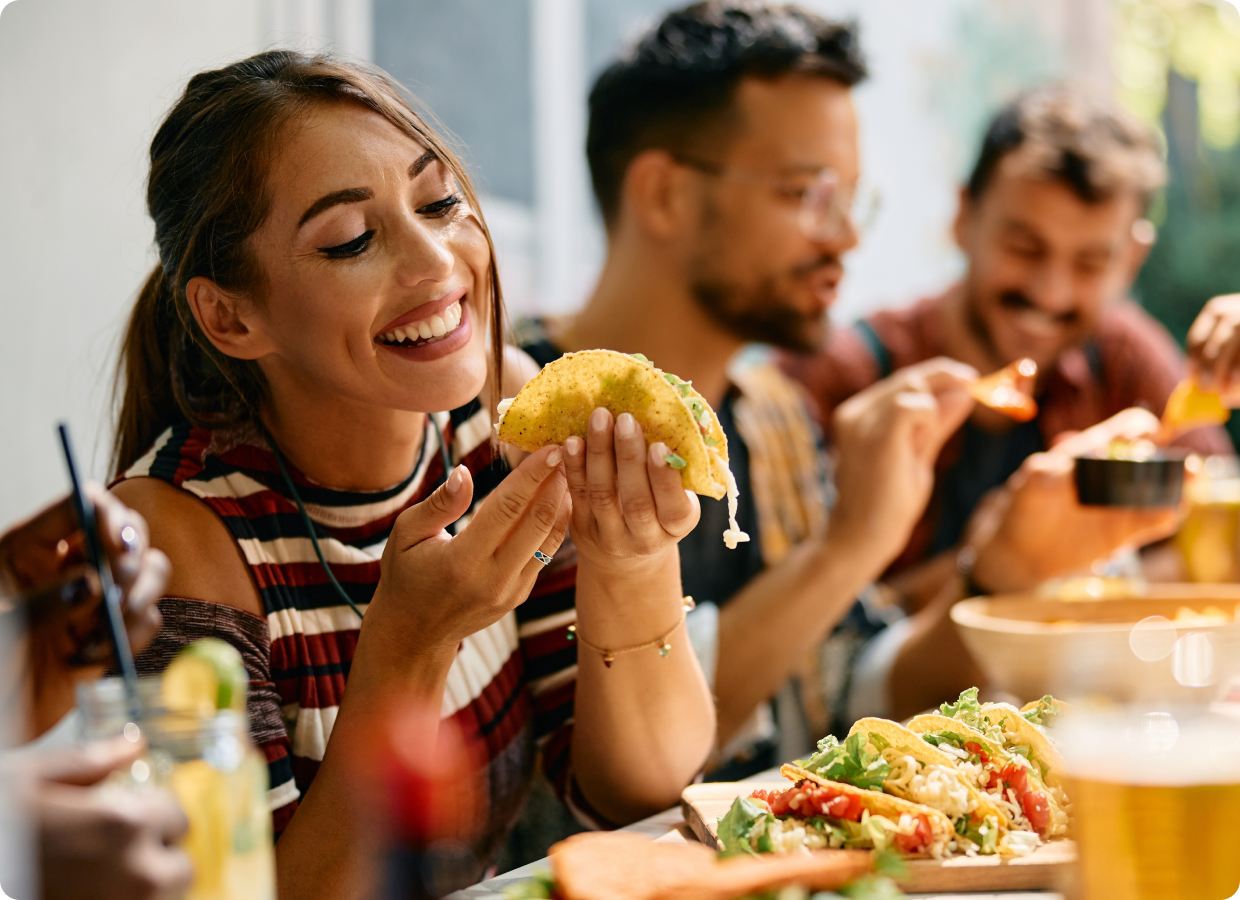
xmin=496 ymin=349 xmax=749 ymax=547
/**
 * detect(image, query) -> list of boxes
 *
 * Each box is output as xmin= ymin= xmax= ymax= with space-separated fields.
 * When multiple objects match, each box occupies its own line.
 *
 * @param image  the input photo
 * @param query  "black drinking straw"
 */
xmin=56 ymin=423 xmax=140 ymax=718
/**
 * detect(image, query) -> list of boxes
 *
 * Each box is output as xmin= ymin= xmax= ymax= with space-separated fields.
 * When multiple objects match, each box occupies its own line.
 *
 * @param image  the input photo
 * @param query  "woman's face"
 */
xmin=244 ymin=102 xmax=492 ymax=416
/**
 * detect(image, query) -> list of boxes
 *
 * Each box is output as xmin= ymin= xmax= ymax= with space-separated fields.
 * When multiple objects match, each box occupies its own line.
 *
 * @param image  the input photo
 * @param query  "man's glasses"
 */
xmin=673 ymin=154 xmax=880 ymax=242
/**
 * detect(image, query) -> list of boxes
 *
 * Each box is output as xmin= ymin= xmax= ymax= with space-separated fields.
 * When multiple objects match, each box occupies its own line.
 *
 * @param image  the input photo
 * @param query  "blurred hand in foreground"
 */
xmin=22 ymin=736 xmax=192 ymax=900
xmin=969 ymin=408 xmax=1180 ymax=594
xmin=0 ymin=486 xmax=169 ymax=739
xmin=1187 ymin=293 xmax=1240 ymax=405
xmin=830 ymin=357 xmax=978 ymax=573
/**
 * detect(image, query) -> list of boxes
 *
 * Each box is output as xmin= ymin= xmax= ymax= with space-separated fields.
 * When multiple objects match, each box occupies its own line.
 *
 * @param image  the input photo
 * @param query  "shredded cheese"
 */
xmin=712 ymin=447 xmax=751 ymax=549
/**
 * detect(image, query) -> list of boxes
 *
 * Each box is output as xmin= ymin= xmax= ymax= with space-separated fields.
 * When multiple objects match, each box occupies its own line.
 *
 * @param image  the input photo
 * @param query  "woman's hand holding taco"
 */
xmin=562 ymin=407 xmax=700 ymax=578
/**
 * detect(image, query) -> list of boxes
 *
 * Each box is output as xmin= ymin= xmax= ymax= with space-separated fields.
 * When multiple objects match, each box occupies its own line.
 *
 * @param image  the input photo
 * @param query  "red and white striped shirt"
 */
xmin=115 ymin=397 xmax=605 ymax=874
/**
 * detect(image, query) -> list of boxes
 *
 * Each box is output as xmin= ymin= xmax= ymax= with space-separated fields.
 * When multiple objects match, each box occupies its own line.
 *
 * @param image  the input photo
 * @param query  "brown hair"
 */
xmin=113 ymin=50 xmax=506 ymax=475
xmin=966 ymin=84 xmax=1166 ymax=212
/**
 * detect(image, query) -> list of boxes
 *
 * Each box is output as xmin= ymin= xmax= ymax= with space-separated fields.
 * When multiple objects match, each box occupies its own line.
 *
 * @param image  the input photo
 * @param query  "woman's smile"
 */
xmin=374 ymin=291 xmax=473 ymax=362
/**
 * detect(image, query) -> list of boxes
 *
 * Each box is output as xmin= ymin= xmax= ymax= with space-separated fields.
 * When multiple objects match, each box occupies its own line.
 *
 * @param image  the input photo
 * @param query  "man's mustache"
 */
xmin=997 ymin=290 xmax=1079 ymax=326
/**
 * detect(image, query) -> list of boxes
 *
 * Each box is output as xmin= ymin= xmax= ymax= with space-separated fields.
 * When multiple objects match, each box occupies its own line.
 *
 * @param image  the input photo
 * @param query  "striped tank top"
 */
xmin=115 ymin=398 xmax=604 ymax=874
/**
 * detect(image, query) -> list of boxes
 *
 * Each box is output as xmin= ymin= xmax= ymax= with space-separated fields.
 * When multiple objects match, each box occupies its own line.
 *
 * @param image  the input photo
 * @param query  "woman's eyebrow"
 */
xmin=409 ymin=150 xmax=437 ymax=178
xmin=297 ymin=187 xmax=373 ymax=230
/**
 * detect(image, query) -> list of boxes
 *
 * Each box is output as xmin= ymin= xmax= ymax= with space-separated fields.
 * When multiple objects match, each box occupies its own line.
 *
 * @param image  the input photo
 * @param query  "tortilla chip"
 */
xmin=498 ymin=350 xmax=727 ymax=499
xmin=548 ymin=831 xmax=872 ymax=900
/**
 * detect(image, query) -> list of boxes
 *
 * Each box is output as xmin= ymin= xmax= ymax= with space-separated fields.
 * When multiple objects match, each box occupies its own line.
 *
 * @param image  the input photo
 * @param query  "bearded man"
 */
xmin=513 ymin=1 xmax=1178 ymax=776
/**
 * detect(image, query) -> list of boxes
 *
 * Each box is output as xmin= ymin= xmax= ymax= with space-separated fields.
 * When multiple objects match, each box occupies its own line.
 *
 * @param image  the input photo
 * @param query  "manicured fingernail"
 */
xmin=546 ymin=447 xmax=562 ymax=467
xmin=616 ymin=412 xmax=636 ymax=438
xmin=565 ymin=436 xmax=583 ymax=456
xmin=446 ymin=465 xmax=465 ymax=494
xmin=650 ymin=442 xmax=668 ymax=466
xmin=590 ymin=407 xmax=610 ymax=432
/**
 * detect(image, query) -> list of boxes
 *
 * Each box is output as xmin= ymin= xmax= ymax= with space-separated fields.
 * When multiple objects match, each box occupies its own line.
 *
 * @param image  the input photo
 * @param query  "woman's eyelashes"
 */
xmin=316 ymin=195 xmax=462 ymax=258
xmin=417 ymin=193 xmax=462 ymax=217
xmin=319 ymin=230 xmax=375 ymax=259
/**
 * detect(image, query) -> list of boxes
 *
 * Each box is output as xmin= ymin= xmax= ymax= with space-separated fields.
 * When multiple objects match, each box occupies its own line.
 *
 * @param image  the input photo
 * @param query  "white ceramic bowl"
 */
xmin=951 ymin=585 xmax=1240 ymax=703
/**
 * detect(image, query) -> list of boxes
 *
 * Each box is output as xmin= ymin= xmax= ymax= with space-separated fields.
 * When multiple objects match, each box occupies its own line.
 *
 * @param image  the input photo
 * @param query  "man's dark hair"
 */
xmin=966 ymin=85 xmax=1165 ymax=211
xmin=587 ymin=1 xmax=867 ymax=226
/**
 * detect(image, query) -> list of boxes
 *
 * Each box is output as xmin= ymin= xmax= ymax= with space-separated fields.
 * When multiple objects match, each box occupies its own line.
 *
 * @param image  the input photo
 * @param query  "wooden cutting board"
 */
xmin=681 ymin=782 xmax=1075 ymax=894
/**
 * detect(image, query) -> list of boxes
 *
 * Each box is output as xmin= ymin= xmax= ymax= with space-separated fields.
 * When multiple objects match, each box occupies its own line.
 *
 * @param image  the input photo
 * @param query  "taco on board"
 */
xmin=496 ymin=349 xmax=749 ymax=547
xmin=919 ymin=689 xmax=1071 ymax=839
xmin=719 ymin=763 xmax=956 ymax=860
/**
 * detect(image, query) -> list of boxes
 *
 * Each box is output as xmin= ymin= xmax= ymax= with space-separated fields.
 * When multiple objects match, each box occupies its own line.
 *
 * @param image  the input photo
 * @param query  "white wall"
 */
xmin=0 ymin=0 xmax=369 ymax=523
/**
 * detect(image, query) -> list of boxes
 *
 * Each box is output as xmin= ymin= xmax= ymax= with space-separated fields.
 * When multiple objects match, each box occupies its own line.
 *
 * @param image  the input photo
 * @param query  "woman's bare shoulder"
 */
xmin=111 ymin=477 xmax=263 ymax=617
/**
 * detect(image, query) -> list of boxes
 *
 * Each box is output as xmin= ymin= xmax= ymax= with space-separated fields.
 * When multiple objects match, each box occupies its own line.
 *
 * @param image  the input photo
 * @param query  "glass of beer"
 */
xmin=1057 ymin=707 xmax=1240 ymax=900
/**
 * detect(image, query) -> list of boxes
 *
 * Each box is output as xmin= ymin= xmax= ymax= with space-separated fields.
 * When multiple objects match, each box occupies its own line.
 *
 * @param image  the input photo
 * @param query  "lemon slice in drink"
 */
xmin=163 ymin=638 xmax=248 ymax=718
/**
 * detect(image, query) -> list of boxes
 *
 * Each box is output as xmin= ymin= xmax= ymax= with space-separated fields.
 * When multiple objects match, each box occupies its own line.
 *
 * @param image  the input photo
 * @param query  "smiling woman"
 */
xmin=89 ymin=51 xmax=715 ymax=899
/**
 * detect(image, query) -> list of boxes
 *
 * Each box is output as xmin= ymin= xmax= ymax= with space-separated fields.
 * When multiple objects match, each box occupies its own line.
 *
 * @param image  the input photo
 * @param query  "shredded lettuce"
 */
xmin=1021 ymin=695 xmax=1062 ymax=728
xmin=954 ymin=815 xmax=999 ymax=855
xmin=665 ymin=452 xmax=687 ymax=469
xmin=940 ymin=687 xmax=984 ymax=728
xmin=717 ymin=796 xmax=772 ymax=858
xmin=631 ymin=353 xmax=651 ymax=365
xmin=920 ymin=729 xmax=971 ymax=750
xmin=502 ymin=870 xmax=557 ymax=899
xmin=802 ymin=732 xmax=892 ymax=791
xmin=705 ymin=436 xmax=721 ymax=447
xmin=1011 ymin=744 xmax=1032 ymax=759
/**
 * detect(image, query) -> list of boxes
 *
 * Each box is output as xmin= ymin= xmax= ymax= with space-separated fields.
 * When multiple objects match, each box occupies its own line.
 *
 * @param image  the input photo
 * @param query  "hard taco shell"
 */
xmin=497 ymin=350 xmax=727 ymax=499
xmin=848 ymin=718 xmax=1009 ymax=827
xmin=779 ymin=763 xmax=953 ymax=839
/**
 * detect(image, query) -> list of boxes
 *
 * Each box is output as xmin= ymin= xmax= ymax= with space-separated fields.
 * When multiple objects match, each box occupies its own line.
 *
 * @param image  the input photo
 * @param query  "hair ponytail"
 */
xmin=113 ymin=266 xmax=181 ymax=474
xmin=111 ymin=50 xmax=506 ymax=476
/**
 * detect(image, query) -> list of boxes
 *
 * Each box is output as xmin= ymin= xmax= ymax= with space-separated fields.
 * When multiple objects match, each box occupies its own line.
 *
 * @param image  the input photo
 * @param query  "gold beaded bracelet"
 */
xmin=566 ymin=596 xmax=696 ymax=668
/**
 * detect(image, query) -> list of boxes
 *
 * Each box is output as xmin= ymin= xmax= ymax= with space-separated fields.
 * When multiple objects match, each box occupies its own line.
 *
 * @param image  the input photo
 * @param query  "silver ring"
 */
xmin=120 ymin=525 xmax=139 ymax=555
xmin=533 ymin=550 xmax=553 ymax=566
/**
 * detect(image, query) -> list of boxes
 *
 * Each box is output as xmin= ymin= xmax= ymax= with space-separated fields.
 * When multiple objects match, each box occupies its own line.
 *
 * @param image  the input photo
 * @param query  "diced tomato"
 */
xmin=985 ymin=770 xmax=1002 ymax=791
xmin=964 ymin=741 xmax=990 ymax=764
xmin=747 ymin=781 xmax=864 ymax=822
xmin=1022 ymin=790 xmax=1050 ymax=835
xmin=998 ymin=764 xmax=1029 ymax=799
xmin=893 ymin=814 xmax=933 ymax=853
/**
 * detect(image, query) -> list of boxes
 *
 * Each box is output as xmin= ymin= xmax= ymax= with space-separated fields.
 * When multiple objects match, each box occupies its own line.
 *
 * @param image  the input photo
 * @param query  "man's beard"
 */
xmin=688 ymin=256 xmax=839 ymax=353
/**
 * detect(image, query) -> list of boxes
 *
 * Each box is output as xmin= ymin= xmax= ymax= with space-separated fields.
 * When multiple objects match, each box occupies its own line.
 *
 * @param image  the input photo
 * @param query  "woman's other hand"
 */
xmin=363 ymin=446 xmax=571 ymax=666
xmin=562 ymin=409 xmax=700 ymax=577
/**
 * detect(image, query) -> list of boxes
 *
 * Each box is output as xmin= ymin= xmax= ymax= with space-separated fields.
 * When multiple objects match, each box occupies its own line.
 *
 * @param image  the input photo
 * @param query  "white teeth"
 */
xmin=379 ymin=300 xmax=466 ymax=346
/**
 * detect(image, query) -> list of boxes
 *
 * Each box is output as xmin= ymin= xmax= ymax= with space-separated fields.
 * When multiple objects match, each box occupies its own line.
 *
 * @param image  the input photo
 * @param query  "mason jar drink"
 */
xmin=78 ymin=645 xmax=274 ymax=900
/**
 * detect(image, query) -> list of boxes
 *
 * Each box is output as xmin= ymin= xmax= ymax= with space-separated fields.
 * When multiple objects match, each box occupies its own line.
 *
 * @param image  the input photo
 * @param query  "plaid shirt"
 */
xmin=781 ymin=289 xmax=1234 ymax=573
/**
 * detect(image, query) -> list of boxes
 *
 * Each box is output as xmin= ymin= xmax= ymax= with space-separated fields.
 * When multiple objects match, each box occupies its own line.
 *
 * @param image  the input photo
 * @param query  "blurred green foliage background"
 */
xmin=1115 ymin=0 xmax=1240 ymax=443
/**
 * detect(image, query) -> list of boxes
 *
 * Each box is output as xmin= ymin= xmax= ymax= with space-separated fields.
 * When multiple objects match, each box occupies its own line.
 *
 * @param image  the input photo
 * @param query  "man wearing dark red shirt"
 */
xmin=783 ymin=86 xmax=1232 ymax=596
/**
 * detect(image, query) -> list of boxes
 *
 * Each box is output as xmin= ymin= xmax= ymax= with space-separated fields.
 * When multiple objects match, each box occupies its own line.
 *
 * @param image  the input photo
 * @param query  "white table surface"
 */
xmin=447 ymin=767 xmax=1063 ymax=900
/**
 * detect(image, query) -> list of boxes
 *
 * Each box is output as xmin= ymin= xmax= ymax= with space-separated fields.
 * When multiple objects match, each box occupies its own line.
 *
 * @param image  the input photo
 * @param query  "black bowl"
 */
xmin=1073 ymin=453 xmax=1187 ymax=507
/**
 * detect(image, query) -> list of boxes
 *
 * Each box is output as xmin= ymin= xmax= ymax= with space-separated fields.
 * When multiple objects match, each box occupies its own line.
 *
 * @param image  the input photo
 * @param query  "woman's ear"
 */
xmin=185 ymin=276 xmax=272 ymax=361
